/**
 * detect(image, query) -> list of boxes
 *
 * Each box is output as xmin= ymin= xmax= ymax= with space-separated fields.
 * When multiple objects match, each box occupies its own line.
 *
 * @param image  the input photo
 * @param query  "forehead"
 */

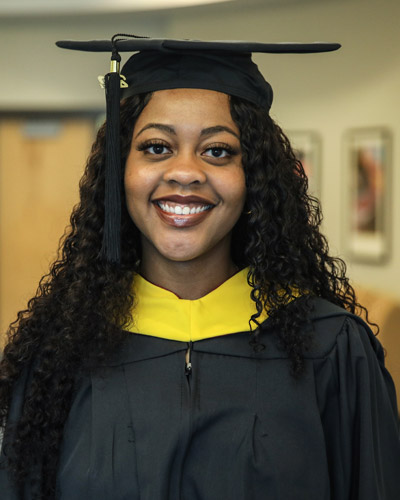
xmin=134 ymin=88 xmax=236 ymax=129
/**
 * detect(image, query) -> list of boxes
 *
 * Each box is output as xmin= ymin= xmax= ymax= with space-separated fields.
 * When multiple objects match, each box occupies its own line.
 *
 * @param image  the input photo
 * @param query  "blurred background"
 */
xmin=0 ymin=0 xmax=399 ymax=397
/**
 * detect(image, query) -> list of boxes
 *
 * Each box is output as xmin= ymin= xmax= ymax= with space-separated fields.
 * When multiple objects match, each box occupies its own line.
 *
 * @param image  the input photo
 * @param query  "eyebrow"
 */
xmin=134 ymin=123 xmax=240 ymax=140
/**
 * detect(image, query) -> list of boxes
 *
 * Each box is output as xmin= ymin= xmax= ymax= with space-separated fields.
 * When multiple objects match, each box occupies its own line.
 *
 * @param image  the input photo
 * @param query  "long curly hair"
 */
xmin=0 ymin=92 xmax=369 ymax=498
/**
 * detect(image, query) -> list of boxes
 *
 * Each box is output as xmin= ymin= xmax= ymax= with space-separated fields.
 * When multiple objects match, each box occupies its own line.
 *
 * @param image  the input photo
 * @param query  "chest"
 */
xmin=57 ymin=349 xmax=329 ymax=500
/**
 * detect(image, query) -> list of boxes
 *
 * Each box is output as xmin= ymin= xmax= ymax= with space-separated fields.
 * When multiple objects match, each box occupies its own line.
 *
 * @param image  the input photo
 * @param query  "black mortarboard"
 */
xmin=56 ymin=34 xmax=341 ymax=263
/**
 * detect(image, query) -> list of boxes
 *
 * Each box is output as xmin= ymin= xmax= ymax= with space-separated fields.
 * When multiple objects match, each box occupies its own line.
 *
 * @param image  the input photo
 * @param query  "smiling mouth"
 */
xmin=153 ymin=200 xmax=215 ymax=227
xmin=155 ymin=200 xmax=214 ymax=215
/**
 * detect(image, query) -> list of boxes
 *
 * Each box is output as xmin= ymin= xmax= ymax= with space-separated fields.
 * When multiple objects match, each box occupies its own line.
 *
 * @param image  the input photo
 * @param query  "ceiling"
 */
xmin=0 ymin=0 xmax=227 ymax=16
xmin=0 ymin=0 xmax=309 ymax=17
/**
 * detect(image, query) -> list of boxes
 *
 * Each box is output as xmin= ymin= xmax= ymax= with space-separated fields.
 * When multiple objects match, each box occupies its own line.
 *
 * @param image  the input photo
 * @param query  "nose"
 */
xmin=162 ymin=152 xmax=207 ymax=186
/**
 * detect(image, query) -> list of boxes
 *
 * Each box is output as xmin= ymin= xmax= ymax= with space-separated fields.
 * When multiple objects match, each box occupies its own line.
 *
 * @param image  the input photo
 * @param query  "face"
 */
xmin=124 ymin=88 xmax=246 ymax=267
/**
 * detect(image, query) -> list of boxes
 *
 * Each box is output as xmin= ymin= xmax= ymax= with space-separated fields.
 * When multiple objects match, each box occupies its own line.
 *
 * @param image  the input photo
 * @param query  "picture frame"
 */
xmin=286 ymin=130 xmax=321 ymax=198
xmin=342 ymin=127 xmax=392 ymax=264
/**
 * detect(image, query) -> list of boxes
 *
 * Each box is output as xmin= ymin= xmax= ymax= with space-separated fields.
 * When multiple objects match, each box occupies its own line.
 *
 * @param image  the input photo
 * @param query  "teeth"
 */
xmin=157 ymin=202 xmax=211 ymax=215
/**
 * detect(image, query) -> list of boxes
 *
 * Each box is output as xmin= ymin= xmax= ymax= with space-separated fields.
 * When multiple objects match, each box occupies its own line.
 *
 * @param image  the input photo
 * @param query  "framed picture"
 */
xmin=286 ymin=130 xmax=321 ymax=198
xmin=342 ymin=127 xmax=392 ymax=264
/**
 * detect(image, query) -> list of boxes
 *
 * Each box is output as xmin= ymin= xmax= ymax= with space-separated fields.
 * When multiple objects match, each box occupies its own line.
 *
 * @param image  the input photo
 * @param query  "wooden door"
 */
xmin=0 ymin=116 xmax=96 ymax=344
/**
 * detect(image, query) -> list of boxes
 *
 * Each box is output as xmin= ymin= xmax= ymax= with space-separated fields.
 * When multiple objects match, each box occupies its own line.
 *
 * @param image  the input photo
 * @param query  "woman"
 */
xmin=1 ymin=36 xmax=399 ymax=499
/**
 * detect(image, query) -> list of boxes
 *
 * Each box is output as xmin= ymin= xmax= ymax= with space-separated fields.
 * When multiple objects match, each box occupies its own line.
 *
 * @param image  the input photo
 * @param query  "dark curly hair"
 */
xmin=0 ymin=92 xmax=369 ymax=499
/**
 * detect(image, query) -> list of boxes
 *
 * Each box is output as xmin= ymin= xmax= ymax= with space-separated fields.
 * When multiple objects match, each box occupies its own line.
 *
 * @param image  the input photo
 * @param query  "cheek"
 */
xmin=124 ymin=174 xmax=138 ymax=211
xmin=224 ymin=169 xmax=247 ymax=211
xmin=124 ymin=167 xmax=150 ymax=223
xmin=124 ymin=172 xmax=139 ymax=198
xmin=124 ymin=156 xmax=152 ymax=201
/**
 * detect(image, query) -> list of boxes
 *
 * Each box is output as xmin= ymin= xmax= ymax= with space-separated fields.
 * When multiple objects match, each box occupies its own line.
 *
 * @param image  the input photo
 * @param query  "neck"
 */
xmin=139 ymin=255 xmax=239 ymax=300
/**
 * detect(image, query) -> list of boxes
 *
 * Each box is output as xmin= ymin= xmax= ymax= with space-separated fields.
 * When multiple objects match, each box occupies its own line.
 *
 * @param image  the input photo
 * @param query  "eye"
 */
xmin=147 ymin=144 xmax=170 ymax=155
xmin=203 ymin=144 xmax=238 ymax=159
xmin=136 ymin=141 xmax=171 ymax=156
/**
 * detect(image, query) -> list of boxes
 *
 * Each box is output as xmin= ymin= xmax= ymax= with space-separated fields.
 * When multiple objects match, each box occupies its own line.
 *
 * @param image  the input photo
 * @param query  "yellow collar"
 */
xmin=125 ymin=267 xmax=268 ymax=342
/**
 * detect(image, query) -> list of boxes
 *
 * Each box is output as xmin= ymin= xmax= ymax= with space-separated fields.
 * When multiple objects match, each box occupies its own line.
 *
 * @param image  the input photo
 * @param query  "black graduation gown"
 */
xmin=1 ymin=298 xmax=400 ymax=499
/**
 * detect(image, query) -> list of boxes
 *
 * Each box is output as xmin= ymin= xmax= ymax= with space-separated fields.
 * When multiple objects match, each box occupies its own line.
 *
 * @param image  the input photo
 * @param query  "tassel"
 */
xmin=101 ymin=51 xmax=122 ymax=263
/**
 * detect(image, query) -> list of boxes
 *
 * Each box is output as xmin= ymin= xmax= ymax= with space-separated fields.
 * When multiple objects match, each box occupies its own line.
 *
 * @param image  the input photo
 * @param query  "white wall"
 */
xmin=1 ymin=0 xmax=399 ymax=298
xmin=0 ymin=14 xmax=166 ymax=110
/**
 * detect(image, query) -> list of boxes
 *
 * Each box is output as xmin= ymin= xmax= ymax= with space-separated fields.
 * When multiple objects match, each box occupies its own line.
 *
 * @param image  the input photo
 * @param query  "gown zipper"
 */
xmin=185 ymin=341 xmax=193 ymax=377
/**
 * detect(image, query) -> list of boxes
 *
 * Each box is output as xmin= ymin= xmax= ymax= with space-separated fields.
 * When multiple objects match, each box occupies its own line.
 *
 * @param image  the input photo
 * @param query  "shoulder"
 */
xmin=304 ymin=297 xmax=382 ymax=361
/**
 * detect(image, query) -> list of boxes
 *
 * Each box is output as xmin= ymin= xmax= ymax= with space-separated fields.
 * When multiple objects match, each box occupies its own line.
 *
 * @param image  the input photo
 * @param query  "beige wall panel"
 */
xmin=356 ymin=287 xmax=400 ymax=408
xmin=0 ymin=118 xmax=94 ymax=342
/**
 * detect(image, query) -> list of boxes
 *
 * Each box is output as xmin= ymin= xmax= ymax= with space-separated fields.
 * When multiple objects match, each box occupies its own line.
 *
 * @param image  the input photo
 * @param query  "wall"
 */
xmin=0 ymin=13 xmax=166 ymax=110
xmin=0 ymin=0 xmax=399 ymax=299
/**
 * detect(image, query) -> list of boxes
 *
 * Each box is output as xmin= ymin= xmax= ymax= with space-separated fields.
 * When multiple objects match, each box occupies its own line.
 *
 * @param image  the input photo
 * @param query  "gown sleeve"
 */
xmin=0 ymin=365 xmax=34 ymax=500
xmin=314 ymin=315 xmax=400 ymax=500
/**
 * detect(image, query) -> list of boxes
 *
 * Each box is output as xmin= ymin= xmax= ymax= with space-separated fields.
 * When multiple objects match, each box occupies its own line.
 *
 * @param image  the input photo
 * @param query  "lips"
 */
xmin=152 ymin=194 xmax=216 ymax=228
xmin=152 ymin=194 xmax=216 ymax=205
xmin=156 ymin=200 xmax=213 ymax=215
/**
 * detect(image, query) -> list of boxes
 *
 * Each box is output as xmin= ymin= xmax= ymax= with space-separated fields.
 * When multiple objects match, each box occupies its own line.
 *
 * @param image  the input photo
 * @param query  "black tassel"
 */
xmin=101 ymin=56 xmax=122 ymax=263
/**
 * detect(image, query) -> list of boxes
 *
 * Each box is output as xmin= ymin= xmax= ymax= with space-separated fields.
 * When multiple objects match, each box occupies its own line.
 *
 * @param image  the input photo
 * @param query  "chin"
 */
xmin=159 ymin=250 xmax=204 ymax=263
xmin=154 ymin=236 xmax=206 ymax=260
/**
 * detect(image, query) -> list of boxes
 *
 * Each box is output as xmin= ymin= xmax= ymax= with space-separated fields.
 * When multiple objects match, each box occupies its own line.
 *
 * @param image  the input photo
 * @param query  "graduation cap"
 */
xmin=56 ymin=34 xmax=341 ymax=264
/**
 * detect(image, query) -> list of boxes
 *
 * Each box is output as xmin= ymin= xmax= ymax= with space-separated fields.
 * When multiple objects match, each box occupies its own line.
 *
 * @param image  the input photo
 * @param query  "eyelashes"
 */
xmin=135 ymin=139 xmax=240 ymax=160
xmin=203 ymin=145 xmax=238 ymax=159
xmin=136 ymin=140 xmax=170 ymax=155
